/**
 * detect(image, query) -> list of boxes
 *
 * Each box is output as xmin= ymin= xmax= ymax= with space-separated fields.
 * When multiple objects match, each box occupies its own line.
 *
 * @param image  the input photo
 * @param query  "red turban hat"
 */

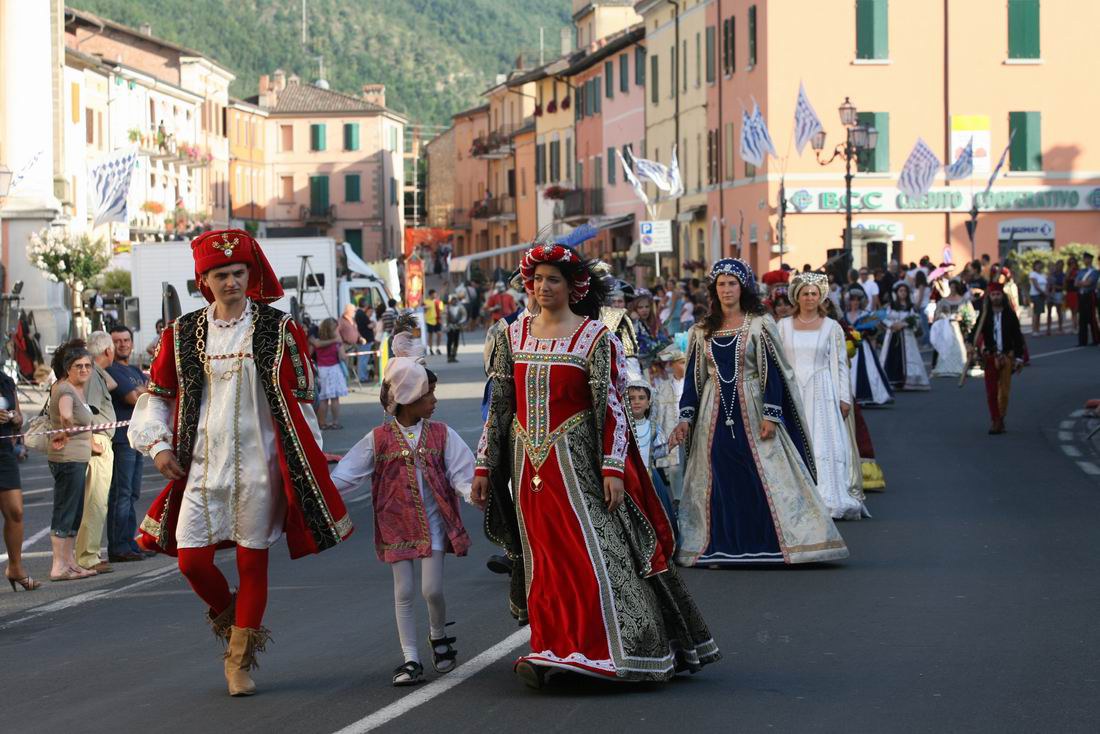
xmin=191 ymin=229 xmax=284 ymax=304
xmin=986 ymin=281 xmax=1005 ymax=293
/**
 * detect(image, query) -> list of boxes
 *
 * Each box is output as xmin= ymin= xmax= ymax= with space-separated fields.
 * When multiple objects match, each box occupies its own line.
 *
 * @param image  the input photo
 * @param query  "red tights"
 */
xmin=177 ymin=545 xmax=269 ymax=629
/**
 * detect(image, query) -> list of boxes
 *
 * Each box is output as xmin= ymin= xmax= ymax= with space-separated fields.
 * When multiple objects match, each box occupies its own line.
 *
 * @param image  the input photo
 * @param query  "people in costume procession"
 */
xmin=841 ymin=286 xmax=894 ymax=406
xmin=879 ymin=282 xmax=931 ymax=391
xmin=778 ymin=273 xmax=867 ymax=521
xmin=967 ymin=282 xmax=1026 ymax=435
xmin=602 ymin=278 xmax=641 ymax=377
xmin=761 ymin=269 xmax=793 ymax=319
xmin=1074 ymin=251 xmax=1100 ymax=346
xmin=129 ymin=229 xmax=353 ymax=697
xmin=668 ymin=259 xmax=848 ymax=566
xmin=828 ymin=304 xmax=887 ymax=493
xmin=929 ymin=280 xmax=976 ymax=378
xmin=631 ymin=290 xmax=672 ymax=367
xmin=625 ymin=377 xmax=678 ymax=542
xmin=331 ymin=326 xmax=475 ymax=687
xmin=650 ymin=344 xmax=687 ymax=502
xmin=471 ymin=236 xmax=718 ymax=688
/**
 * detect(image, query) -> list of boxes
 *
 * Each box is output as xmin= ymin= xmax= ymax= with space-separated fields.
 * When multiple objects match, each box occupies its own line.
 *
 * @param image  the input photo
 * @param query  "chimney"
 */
xmin=272 ymin=69 xmax=287 ymax=92
xmin=139 ymin=23 xmax=152 ymax=36
xmin=362 ymin=83 xmax=386 ymax=108
xmin=259 ymin=74 xmax=270 ymax=93
xmin=560 ymin=27 xmax=573 ymax=56
xmin=287 ymin=73 xmax=300 ymax=86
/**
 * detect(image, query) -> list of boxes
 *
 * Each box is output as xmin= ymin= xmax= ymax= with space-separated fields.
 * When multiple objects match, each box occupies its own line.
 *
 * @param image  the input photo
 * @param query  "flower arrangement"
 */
xmin=469 ymin=201 xmax=489 ymax=219
xmin=546 ymin=99 xmax=558 ymax=114
xmin=534 ymin=103 xmax=543 ymax=117
xmin=141 ymin=200 xmax=165 ymax=214
xmin=560 ymin=95 xmax=570 ymax=110
xmin=27 ymin=229 xmax=111 ymax=294
xmin=542 ymin=185 xmax=569 ymax=201
xmin=127 ymin=127 xmax=142 ymax=143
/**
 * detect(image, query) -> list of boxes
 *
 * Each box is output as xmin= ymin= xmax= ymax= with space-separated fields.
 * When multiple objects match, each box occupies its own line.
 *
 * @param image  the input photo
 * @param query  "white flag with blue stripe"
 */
xmin=944 ymin=137 xmax=974 ymax=180
xmin=90 ymin=148 xmax=138 ymax=228
xmin=793 ymin=82 xmax=824 ymax=155
xmin=898 ymin=138 xmax=941 ymax=199
xmin=752 ymin=104 xmax=777 ymax=160
xmin=617 ymin=148 xmax=650 ymax=206
xmin=631 ymin=145 xmax=682 ymax=199
xmin=739 ymin=110 xmax=763 ymax=167
xmin=668 ymin=144 xmax=684 ymax=198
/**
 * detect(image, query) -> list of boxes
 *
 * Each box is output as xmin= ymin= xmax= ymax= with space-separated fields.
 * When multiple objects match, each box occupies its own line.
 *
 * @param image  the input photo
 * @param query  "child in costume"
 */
xmin=626 ymin=378 xmax=678 ymax=544
xmin=331 ymin=330 xmax=475 ymax=687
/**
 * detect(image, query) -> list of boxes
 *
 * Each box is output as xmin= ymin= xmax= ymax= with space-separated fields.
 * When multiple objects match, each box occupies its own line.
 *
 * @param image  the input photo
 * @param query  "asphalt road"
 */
xmin=2 ymin=331 xmax=1098 ymax=734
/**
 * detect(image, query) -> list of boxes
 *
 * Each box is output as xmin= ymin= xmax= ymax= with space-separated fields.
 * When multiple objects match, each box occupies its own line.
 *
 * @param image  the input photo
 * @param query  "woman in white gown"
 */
xmin=779 ymin=273 xmax=867 ymax=520
xmin=879 ymin=282 xmax=931 ymax=391
xmin=930 ymin=280 xmax=976 ymax=377
xmin=842 ymin=286 xmax=894 ymax=406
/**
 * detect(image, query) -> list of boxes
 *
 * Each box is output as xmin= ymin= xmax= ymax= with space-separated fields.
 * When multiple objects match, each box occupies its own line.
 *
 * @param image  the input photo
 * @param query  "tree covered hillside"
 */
xmin=71 ymin=0 xmax=571 ymax=124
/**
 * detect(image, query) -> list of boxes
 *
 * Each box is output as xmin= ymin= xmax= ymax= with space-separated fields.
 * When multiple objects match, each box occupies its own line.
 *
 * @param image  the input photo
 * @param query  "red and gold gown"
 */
xmin=476 ymin=315 xmax=718 ymax=681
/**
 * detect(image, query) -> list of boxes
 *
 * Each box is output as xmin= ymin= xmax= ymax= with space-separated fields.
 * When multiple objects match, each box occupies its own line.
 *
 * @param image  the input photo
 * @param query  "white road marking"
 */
xmin=0 ymin=525 xmax=51 ymax=563
xmin=1071 ymin=409 xmax=1089 ymax=418
xmin=1060 ymin=420 xmax=1077 ymax=430
xmin=1061 ymin=445 xmax=1082 ymax=457
xmin=0 ymin=564 xmax=177 ymax=629
xmin=1077 ymin=461 xmax=1100 ymax=476
xmin=1028 ymin=346 xmax=1083 ymax=360
xmin=1059 ymin=431 xmax=1075 ymax=442
xmin=332 ymin=627 xmax=531 ymax=734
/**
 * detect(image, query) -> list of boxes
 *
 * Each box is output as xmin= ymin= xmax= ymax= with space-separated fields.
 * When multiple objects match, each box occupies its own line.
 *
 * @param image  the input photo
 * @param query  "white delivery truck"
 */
xmin=129 ymin=237 xmax=393 ymax=350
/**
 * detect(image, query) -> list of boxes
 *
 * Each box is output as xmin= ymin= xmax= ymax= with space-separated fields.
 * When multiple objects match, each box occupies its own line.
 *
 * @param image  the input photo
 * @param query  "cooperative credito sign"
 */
xmin=639 ymin=220 xmax=674 ymax=254
xmin=786 ymin=186 xmax=1100 ymax=214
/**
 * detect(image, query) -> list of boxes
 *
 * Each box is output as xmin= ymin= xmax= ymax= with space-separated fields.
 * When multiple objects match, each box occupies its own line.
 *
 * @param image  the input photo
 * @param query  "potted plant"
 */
xmin=128 ymin=127 xmax=142 ymax=143
xmin=542 ymin=185 xmax=569 ymax=201
xmin=546 ymin=99 xmax=558 ymax=114
xmin=560 ymin=96 xmax=570 ymax=110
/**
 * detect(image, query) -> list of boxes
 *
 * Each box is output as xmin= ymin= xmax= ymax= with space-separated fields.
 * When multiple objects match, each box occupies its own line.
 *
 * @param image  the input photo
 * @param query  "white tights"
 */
xmin=391 ymin=550 xmax=446 ymax=664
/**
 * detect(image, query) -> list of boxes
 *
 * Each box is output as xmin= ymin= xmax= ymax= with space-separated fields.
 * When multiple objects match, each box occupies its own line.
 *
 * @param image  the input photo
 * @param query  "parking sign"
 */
xmin=639 ymin=220 xmax=673 ymax=254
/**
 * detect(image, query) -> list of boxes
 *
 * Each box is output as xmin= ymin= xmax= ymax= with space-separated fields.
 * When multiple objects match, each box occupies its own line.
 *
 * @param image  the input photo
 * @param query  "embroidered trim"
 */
xmin=512 ymin=410 xmax=592 ymax=474
xmin=762 ymin=403 xmax=783 ymax=421
xmin=678 ymin=406 xmax=696 ymax=422
xmin=147 ymin=381 xmax=174 ymax=398
xmin=512 ymin=351 xmax=588 ymax=368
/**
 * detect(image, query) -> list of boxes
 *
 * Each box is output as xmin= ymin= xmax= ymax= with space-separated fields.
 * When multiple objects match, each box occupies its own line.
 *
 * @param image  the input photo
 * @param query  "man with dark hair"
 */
xmin=382 ymin=298 xmax=398 ymax=334
xmin=1074 ymin=252 xmax=1099 ymax=346
xmin=968 ymin=283 xmax=1026 ymax=435
xmin=354 ymin=297 xmax=375 ymax=382
xmin=105 ymin=324 xmax=150 ymax=562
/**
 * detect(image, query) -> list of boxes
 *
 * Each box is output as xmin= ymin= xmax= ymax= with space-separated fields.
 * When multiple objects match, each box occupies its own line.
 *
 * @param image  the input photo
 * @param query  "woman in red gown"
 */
xmin=472 ymin=241 xmax=718 ymax=688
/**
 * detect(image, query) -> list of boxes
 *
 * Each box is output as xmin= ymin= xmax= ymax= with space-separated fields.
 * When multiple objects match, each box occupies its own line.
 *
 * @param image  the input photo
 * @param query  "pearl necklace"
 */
xmin=709 ymin=318 xmax=751 ymax=435
xmin=796 ymin=313 xmax=820 ymax=324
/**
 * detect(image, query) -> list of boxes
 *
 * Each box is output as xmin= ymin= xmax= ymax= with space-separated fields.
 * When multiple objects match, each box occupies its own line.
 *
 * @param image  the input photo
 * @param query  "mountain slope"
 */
xmin=70 ymin=0 xmax=571 ymax=125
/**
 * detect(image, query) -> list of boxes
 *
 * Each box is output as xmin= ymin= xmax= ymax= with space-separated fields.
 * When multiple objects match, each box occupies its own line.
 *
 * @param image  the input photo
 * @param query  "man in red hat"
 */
xmin=968 ymin=282 xmax=1026 ymax=435
xmin=128 ymin=230 xmax=353 ymax=696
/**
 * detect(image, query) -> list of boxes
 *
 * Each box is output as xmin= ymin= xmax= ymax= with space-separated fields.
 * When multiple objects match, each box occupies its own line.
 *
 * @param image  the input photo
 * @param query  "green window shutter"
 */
xmin=1009 ymin=111 xmax=1041 ymax=171
xmin=343 ymin=123 xmax=360 ymax=151
xmin=620 ymin=54 xmax=629 ymax=92
xmin=729 ymin=17 xmax=736 ymax=73
xmin=310 ymin=123 xmax=326 ymax=151
xmin=608 ymin=147 xmax=616 ymax=185
xmin=605 ymin=62 xmax=614 ymax=98
xmin=650 ymin=54 xmax=659 ymax=103
xmin=1008 ymin=0 xmax=1040 ymax=59
xmin=856 ymin=112 xmax=889 ymax=172
xmin=344 ymin=228 xmax=363 ymax=257
xmin=594 ymin=78 xmax=602 ymax=113
xmin=636 ymin=47 xmax=646 ymax=86
xmin=856 ymin=0 xmax=889 ymax=60
xmin=310 ymin=175 xmax=329 ymax=211
xmin=748 ymin=5 xmax=757 ymax=66
xmin=705 ymin=25 xmax=716 ymax=83
xmin=345 ymin=174 xmax=361 ymax=202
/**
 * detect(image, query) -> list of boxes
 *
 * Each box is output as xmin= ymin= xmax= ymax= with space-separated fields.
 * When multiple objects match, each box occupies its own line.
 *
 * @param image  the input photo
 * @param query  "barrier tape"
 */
xmin=11 ymin=420 xmax=131 ymax=440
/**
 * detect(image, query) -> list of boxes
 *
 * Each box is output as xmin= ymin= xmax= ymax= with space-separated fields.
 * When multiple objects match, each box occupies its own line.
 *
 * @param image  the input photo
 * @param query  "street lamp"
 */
xmin=811 ymin=98 xmax=878 ymax=258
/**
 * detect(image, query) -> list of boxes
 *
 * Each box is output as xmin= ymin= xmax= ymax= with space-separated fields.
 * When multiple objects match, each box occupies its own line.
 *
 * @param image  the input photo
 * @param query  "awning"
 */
xmin=448 ymin=241 xmax=532 ymax=273
xmin=676 ymin=205 xmax=705 ymax=223
xmin=342 ymin=242 xmax=384 ymax=280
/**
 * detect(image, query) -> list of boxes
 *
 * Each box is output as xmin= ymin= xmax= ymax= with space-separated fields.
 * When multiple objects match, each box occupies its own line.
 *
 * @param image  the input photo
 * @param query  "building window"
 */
xmin=856 ymin=111 xmax=890 ymax=172
xmin=605 ymin=62 xmax=614 ymax=98
xmin=576 ymin=161 xmax=584 ymax=190
xmin=535 ymin=143 xmax=546 ymax=184
xmin=390 ymin=178 xmax=397 ymax=205
xmin=1009 ymin=111 xmax=1042 ymax=171
xmin=280 ymin=125 xmax=293 ymax=152
xmin=280 ymin=176 xmax=294 ymax=202
xmin=85 ymin=108 xmax=94 ymax=145
xmin=635 ymin=46 xmax=646 ymax=86
xmin=748 ymin=5 xmax=758 ymax=67
xmin=593 ymin=156 xmax=603 ymax=193
xmin=594 ymin=77 xmax=602 ymax=113
xmin=705 ymin=26 xmax=716 ymax=83
xmin=549 ymin=139 xmax=561 ymax=182
xmin=345 ymin=174 xmax=361 ymax=202
xmin=856 ymin=0 xmax=889 ymax=60
xmin=345 ymin=228 xmax=363 ymax=257
xmin=695 ymin=32 xmax=702 ymax=88
xmin=565 ymin=138 xmax=572 ymax=180
xmin=619 ymin=53 xmax=629 ymax=92
xmin=310 ymin=123 xmax=326 ymax=152
xmin=607 ymin=147 xmax=616 ymax=185
xmin=521 ymin=167 xmax=527 ymax=197
xmin=723 ymin=16 xmax=736 ymax=75
xmin=682 ymin=40 xmax=688 ymax=91
xmin=344 ymin=123 xmax=360 ymax=151
xmin=310 ymin=175 xmax=329 ymax=212
xmin=651 ymin=53 xmax=659 ymax=103
xmin=1008 ymin=0 xmax=1040 ymax=59
xmin=724 ymin=122 xmax=735 ymax=180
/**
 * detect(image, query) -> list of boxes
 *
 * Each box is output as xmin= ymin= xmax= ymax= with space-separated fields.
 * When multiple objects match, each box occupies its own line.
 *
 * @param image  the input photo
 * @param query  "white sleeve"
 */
xmin=444 ymin=425 xmax=477 ymax=503
xmin=330 ymin=431 xmax=375 ymax=493
xmin=835 ymin=323 xmax=851 ymax=405
xmin=128 ymin=393 xmax=174 ymax=458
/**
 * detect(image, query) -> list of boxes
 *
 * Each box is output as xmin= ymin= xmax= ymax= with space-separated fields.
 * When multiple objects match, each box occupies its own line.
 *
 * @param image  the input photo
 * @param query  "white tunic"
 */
xmin=330 ymin=419 xmax=475 ymax=552
xmin=129 ymin=301 xmax=322 ymax=549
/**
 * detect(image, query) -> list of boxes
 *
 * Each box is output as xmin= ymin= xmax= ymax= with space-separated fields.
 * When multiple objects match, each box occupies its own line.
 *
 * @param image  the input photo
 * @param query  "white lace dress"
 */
xmin=780 ymin=319 xmax=866 ymax=520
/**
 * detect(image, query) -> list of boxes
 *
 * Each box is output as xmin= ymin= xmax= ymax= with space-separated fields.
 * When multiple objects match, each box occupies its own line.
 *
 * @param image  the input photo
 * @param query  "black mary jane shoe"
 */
xmin=429 ymin=630 xmax=458 ymax=674
xmin=486 ymin=554 xmax=513 ymax=575
xmin=392 ymin=660 xmax=425 ymax=687
xmin=515 ymin=660 xmax=550 ymax=690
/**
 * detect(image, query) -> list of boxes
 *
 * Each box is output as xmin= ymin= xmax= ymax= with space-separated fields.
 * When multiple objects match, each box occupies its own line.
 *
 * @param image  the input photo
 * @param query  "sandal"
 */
xmin=6 ymin=574 xmax=42 ymax=591
xmin=331 ymin=423 xmax=344 ymax=430
xmin=392 ymin=660 xmax=424 ymax=687
xmin=429 ymin=626 xmax=458 ymax=673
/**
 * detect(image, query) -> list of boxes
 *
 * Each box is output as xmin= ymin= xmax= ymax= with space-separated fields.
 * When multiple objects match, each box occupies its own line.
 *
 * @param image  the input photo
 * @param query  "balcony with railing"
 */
xmin=556 ymin=188 xmax=604 ymax=220
xmin=471 ymin=123 xmax=521 ymax=159
xmin=471 ymin=196 xmax=515 ymax=221
xmin=301 ymin=204 xmax=337 ymax=225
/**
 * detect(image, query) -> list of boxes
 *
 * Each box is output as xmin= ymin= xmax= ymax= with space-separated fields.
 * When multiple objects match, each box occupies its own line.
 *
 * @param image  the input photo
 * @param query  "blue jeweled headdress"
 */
xmin=709 ymin=258 xmax=755 ymax=288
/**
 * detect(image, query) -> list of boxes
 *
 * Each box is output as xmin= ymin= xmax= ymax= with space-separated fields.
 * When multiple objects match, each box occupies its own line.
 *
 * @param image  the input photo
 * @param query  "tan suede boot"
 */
xmin=224 ymin=625 xmax=271 ymax=696
xmin=206 ymin=594 xmax=236 ymax=646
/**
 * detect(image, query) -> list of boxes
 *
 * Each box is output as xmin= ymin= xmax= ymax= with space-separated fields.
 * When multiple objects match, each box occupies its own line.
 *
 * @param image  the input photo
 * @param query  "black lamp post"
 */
xmin=810 ymin=97 xmax=878 ymax=258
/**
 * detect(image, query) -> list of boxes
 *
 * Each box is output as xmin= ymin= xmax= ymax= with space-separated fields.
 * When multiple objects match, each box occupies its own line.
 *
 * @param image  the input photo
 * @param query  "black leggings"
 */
xmin=446 ymin=330 xmax=461 ymax=360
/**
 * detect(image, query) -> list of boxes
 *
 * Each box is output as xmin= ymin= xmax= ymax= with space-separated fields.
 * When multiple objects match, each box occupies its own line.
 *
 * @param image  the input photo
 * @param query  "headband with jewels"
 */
xmin=519 ymin=243 xmax=591 ymax=304
xmin=708 ymin=258 xmax=756 ymax=289
xmin=789 ymin=272 xmax=829 ymax=303
xmin=191 ymin=228 xmax=284 ymax=304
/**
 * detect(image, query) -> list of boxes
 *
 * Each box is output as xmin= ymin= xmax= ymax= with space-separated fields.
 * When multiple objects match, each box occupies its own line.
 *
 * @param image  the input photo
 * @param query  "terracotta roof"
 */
xmin=452 ymin=103 xmax=490 ymax=119
xmin=246 ymin=83 xmax=406 ymax=120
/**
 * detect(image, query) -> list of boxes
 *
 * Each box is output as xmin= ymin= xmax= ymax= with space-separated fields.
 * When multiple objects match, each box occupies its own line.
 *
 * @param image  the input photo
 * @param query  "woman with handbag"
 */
xmin=46 ymin=341 xmax=99 ymax=582
xmin=0 ymin=369 xmax=37 ymax=591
